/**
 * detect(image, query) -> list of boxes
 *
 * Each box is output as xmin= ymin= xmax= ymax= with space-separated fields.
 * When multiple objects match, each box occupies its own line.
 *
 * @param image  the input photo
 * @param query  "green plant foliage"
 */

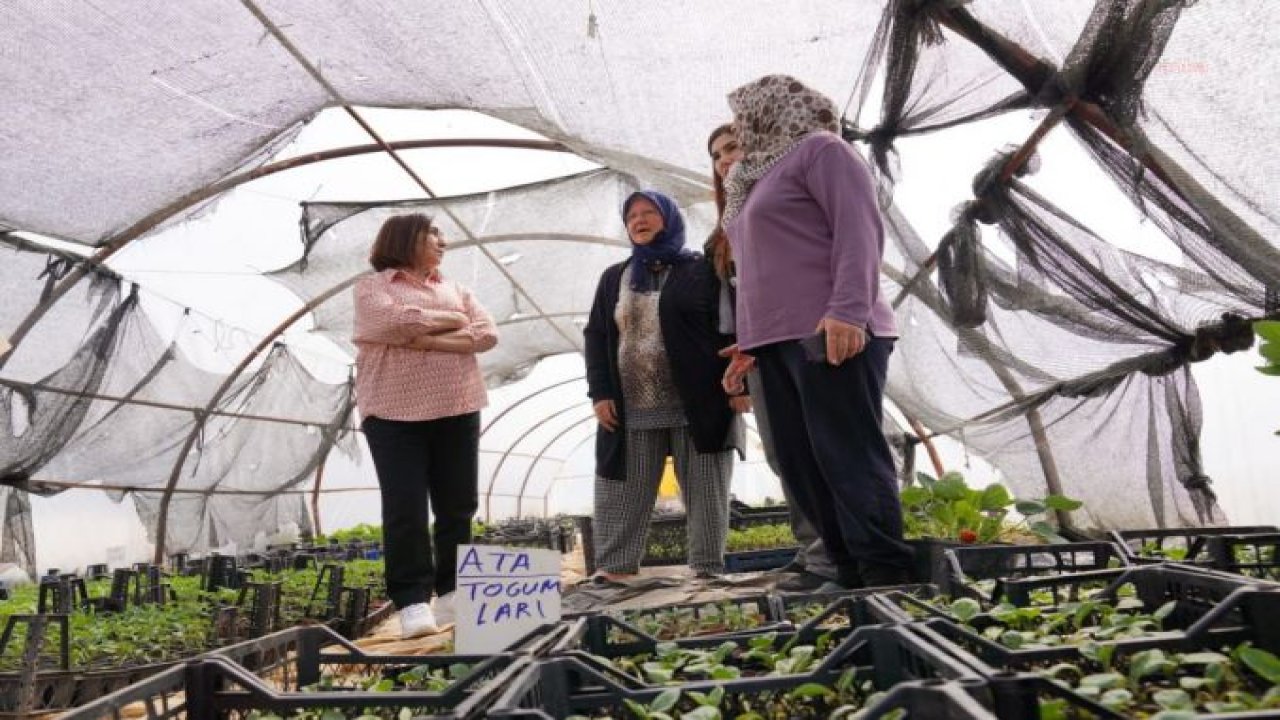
xmin=1040 ymin=642 xmax=1280 ymax=716
xmin=724 ymin=523 xmax=798 ymax=552
xmin=1257 ymin=320 xmax=1280 ymax=434
xmin=0 ymin=558 xmax=388 ymax=672
xmin=569 ymin=667 xmax=873 ymax=719
xmin=901 ymin=471 xmax=1082 ymax=543
xmin=608 ymin=601 xmax=771 ymax=642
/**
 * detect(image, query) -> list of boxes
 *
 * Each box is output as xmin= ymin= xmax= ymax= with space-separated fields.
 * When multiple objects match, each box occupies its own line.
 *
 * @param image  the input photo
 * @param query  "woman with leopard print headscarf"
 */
xmin=719 ymin=74 xmax=912 ymax=590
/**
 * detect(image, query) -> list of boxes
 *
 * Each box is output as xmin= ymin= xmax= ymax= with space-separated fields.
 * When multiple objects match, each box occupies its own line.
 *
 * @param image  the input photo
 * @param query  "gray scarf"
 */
xmin=722 ymin=75 xmax=841 ymax=222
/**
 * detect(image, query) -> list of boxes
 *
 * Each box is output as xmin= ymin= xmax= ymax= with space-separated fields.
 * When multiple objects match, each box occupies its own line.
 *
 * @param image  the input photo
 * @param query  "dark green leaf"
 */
xmin=1029 ymin=520 xmax=1066 ymax=543
xmin=789 ymin=683 xmax=834 ymax=699
xmin=1256 ymin=320 xmax=1280 ymax=344
xmin=979 ymin=484 xmax=1013 ymax=511
xmin=1152 ymin=688 xmax=1193 ymax=710
xmin=949 ymin=597 xmax=981 ymax=623
xmin=934 ymin=474 xmax=969 ymax=501
xmin=1043 ymin=494 xmax=1083 ymax=511
xmin=1240 ymin=645 xmax=1280 ymax=685
xmin=1015 ymin=500 xmax=1047 ymax=516
xmin=651 ymin=688 xmax=680 ymax=712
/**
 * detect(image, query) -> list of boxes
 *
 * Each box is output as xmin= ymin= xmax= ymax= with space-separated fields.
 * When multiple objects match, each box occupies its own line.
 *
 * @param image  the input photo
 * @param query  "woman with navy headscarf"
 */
xmin=584 ymin=190 xmax=744 ymax=581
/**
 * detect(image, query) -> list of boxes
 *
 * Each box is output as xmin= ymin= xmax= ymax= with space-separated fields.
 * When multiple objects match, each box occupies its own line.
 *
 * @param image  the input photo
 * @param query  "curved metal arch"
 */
xmin=0 ymin=138 xmax=572 ymax=369
xmin=512 ymin=414 xmax=597 ymax=516
xmin=539 ymin=428 xmax=599 ymax=508
xmin=483 ymin=402 xmax=590 ymax=520
xmin=151 ymin=276 xmax=357 ymax=562
xmin=480 ymin=376 xmax=586 ymax=437
xmin=152 ymin=225 xmax=622 ymax=560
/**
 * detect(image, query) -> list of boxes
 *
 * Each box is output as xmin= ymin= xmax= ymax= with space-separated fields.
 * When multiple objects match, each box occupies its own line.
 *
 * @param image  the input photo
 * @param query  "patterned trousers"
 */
xmin=593 ymin=425 xmax=734 ymax=574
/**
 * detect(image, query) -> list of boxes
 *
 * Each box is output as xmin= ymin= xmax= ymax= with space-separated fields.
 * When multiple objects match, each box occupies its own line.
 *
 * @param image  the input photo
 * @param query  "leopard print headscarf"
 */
xmin=722 ymin=75 xmax=841 ymax=222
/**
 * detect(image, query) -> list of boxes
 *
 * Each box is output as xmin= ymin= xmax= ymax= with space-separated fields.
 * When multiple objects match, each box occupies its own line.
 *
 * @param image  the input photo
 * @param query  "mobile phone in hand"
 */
xmin=800 ymin=331 xmax=827 ymax=364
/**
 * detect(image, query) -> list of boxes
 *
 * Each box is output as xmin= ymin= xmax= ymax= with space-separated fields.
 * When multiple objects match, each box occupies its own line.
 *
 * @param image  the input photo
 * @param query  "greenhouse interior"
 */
xmin=1 ymin=0 xmax=1278 ymax=717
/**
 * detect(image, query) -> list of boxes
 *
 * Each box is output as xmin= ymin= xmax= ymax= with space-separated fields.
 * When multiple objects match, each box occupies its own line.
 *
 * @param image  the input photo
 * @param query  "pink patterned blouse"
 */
xmin=353 ymin=268 xmax=498 ymax=422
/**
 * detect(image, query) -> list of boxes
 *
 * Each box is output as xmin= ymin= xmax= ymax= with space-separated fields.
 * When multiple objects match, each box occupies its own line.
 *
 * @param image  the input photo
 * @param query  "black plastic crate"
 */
xmin=578 ymin=514 xmax=800 ymax=574
xmin=723 ymin=546 xmax=800 ymax=572
xmin=0 ymin=661 xmax=178 ymax=718
xmin=942 ymin=542 xmax=1130 ymax=603
xmin=774 ymin=585 xmax=936 ymax=633
xmin=729 ymin=503 xmax=791 ymax=517
xmin=490 ymin=658 xmax=997 ymax=719
xmin=909 ymin=537 xmax=962 ymax=586
xmin=63 ymin=625 xmax=558 ymax=720
xmin=492 ymin=624 xmax=990 ymax=718
xmin=60 ymin=652 xmax=526 ymax=720
xmin=577 ymin=515 xmax=688 ymax=574
xmin=599 ymin=595 xmax=780 ymax=641
xmin=554 ymin=600 xmax=791 ymax=658
xmin=886 ymin=565 xmax=1280 ymax=666
xmin=1205 ymin=532 xmax=1280 ymax=581
xmin=1110 ymin=525 xmax=1279 ymax=567
xmin=911 ymin=612 xmax=1280 ymax=719
xmin=473 ymin=530 xmax=561 ymax=553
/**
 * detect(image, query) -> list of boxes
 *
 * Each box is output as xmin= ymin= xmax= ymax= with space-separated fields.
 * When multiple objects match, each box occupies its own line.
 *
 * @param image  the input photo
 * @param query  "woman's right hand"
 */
xmin=593 ymin=399 xmax=619 ymax=432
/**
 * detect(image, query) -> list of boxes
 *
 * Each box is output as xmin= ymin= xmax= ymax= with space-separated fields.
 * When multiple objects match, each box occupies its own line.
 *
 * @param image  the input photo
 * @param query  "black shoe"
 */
xmin=834 ymin=565 xmax=864 ymax=590
xmin=859 ymin=563 xmax=912 ymax=588
xmin=775 ymin=570 xmax=832 ymax=593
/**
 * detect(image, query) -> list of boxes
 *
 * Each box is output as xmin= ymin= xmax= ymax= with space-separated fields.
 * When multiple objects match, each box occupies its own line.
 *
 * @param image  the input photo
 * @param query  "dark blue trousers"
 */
xmin=754 ymin=337 xmax=912 ymax=572
xmin=362 ymin=412 xmax=479 ymax=608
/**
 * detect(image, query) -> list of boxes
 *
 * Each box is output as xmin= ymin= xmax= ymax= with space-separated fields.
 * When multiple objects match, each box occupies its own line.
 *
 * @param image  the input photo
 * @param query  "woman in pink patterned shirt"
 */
xmin=352 ymin=213 xmax=497 ymax=639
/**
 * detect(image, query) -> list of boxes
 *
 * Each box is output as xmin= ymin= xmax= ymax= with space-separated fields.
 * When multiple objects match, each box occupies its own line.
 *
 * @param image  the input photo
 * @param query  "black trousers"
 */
xmin=754 ymin=337 xmax=912 ymax=571
xmin=362 ymin=412 xmax=479 ymax=608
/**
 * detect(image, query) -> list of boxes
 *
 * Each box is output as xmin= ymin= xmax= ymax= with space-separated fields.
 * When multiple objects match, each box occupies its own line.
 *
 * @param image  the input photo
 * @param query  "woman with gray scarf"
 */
xmin=720 ymin=75 xmax=912 ymax=589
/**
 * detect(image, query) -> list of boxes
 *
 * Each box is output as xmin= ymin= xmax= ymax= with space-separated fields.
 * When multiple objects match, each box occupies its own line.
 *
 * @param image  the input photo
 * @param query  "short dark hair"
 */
xmin=369 ymin=213 xmax=434 ymax=271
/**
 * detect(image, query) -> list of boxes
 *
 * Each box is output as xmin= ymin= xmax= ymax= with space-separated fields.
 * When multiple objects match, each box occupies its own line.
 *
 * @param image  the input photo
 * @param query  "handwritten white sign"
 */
xmin=454 ymin=544 xmax=561 ymax=654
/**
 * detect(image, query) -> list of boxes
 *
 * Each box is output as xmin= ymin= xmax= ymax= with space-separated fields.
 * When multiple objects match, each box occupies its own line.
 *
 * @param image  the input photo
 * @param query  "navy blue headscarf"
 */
xmin=623 ymin=190 xmax=694 ymax=291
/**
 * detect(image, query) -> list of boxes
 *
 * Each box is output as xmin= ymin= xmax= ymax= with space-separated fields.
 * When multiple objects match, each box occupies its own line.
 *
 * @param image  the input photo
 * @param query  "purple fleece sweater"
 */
xmin=724 ymin=132 xmax=898 ymax=351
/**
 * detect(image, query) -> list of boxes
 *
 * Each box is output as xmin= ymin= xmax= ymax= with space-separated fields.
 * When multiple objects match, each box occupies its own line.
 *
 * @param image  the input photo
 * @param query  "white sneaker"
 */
xmin=432 ymin=591 xmax=456 ymax=627
xmin=399 ymin=602 xmax=439 ymax=640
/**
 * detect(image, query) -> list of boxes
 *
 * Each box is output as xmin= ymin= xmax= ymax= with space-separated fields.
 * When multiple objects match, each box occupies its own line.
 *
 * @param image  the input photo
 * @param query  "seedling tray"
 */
xmin=772 ymin=584 xmax=936 ymax=633
xmin=552 ymin=612 xmax=798 ymax=659
xmin=1110 ymin=525 xmax=1279 ymax=567
xmin=909 ymin=618 xmax=1280 ymax=720
xmin=886 ymin=565 xmax=1280 ymax=665
xmin=578 ymin=514 xmax=803 ymax=574
xmin=723 ymin=546 xmax=801 ymax=572
xmin=489 ymin=657 xmax=997 ymax=719
xmin=64 ymin=624 xmax=557 ymax=720
xmin=493 ymin=624 xmax=991 ymax=717
xmin=943 ymin=541 xmax=1130 ymax=602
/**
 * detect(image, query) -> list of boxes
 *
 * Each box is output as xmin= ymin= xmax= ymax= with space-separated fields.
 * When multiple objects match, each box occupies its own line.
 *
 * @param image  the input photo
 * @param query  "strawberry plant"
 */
xmin=901 ymin=471 xmax=1082 ymax=544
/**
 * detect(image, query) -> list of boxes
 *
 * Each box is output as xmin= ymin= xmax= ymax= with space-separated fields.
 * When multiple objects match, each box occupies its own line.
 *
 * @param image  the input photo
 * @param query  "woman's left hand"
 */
xmin=728 ymin=395 xmax=752 ymax=413
xmin=817 ymin=317 xmax=866 ymax=365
